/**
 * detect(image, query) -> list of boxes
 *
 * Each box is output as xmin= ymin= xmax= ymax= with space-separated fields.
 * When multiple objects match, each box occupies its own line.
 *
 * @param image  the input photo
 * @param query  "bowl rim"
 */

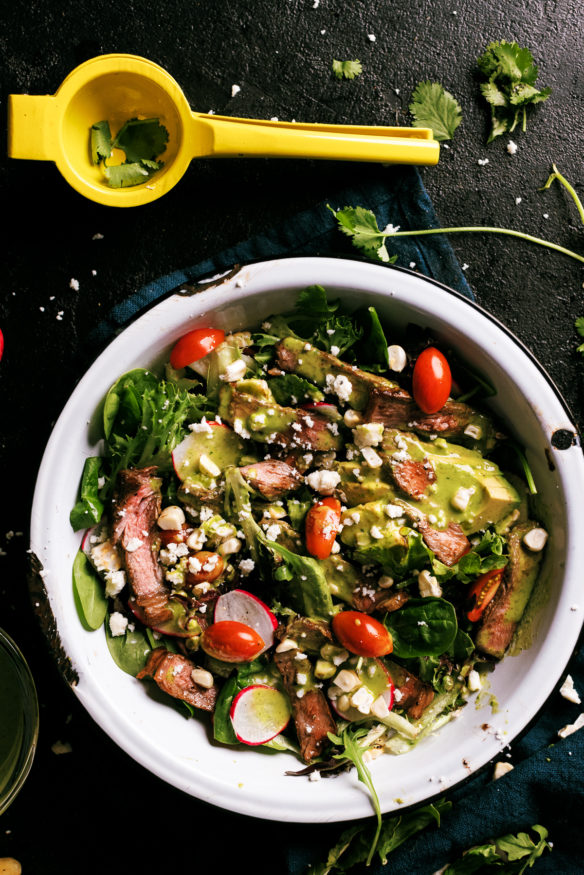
xmin=29 ymin=255 xmax=584 ymax=823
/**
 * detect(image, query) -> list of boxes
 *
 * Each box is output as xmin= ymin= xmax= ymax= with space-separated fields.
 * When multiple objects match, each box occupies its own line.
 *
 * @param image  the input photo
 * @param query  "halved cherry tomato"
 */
xmin=201 ymin=620 xmax=265 ymax=663
xmin=305 ymin=497 xmax=342 ymax=560
xmin=170 ymin=327 xmax=225 ymax=369
xmin=412 ymin=347 xmax=452 ymax=414
xmin=466 ymin=568 xmax=504 ymax=622
xmin=187 ymin=551 xmax=225 ymax=585
xmin=332 ymin=610 xmax=393 ymax=657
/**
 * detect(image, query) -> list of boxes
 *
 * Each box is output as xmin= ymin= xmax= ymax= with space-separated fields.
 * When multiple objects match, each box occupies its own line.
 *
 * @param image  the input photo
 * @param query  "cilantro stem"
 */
xmin=383 ymin=226 xmax=584 ymax=264
xmin=540 ymin=164 xmax=584 ymax=227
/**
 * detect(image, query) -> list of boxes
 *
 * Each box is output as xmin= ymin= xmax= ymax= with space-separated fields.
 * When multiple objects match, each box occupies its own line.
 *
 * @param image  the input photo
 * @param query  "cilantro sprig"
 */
xmin=90 ymin=117 xmax=169 ymax=188
xmin=332 ymin=59 xmax=363 ymax=80
xmin=409 ymin=81 xmax=463 ymax=142
xmin=477 ymin=41 xmax=551 ymax=142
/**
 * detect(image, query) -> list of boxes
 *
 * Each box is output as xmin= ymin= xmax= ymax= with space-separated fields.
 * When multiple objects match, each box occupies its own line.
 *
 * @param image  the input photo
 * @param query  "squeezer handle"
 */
xmin=8 ymin=94 xmax=61 ymax=161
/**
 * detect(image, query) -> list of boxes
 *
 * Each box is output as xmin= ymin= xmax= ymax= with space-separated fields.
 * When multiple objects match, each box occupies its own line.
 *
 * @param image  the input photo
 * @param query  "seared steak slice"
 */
xmin=385 ymin=660 xmax=435 ymax=720
xmin=417 ymin=519 xmax=470 ymax=566
xmin=391 ymin=458 xmax=436 ymax=500
xmin=274 ymin=649 xmax=336 ymax=762
xmin=279 ymin=616 xmax=333 ymax=654
xmin=112 ymin=466 xmax=171 ymax=625
xmin=137 ymin=648 xmax=218 ymax=712
xmin=476 ymin=522 xmax=544 ymax=659
xmin=366 ymin=386 xmax=477 ymax=438
xmin=239 ymin=460 xmax=302 ymax=500
xmin=352 ymin=584 xmax=409 ymax=614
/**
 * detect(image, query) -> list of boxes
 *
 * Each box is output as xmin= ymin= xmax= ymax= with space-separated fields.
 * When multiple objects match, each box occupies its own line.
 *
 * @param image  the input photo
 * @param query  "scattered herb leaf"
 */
xmin=90 ymin=117 xmax=169 ymax=188
xmin=540 ymin=163 xmax=584 ymax=226
xmin=443 ymin=823 xmax=551 ymax=873
xmin=576 ymin=316 xmax=584 ymax=357
xmin=327 ymin=204 xmax=397 ymax=263
xmin=477 ymin=41 xmax=551 ymax=142
xmin=409 ymin=80 xmax=463 ymax=142
xmin=332 ymin=59 xmax=363 ymax=80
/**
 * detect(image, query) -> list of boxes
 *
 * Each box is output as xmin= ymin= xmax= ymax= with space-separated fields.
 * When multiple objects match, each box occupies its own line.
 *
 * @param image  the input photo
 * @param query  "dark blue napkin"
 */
xmin=89 ymin=165 xmax=583 ymax=873
xmin=90 ymin=165 xmax=472 ymax=348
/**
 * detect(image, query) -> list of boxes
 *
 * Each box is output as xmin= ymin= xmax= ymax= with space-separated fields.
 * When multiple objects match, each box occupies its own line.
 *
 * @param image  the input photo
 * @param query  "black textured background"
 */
xmin=1 ymin=2 xmax=583 ymax=872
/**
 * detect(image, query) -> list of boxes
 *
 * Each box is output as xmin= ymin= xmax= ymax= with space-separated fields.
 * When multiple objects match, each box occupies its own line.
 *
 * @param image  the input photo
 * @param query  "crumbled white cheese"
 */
xmin=477 ymin=158 xmax=489 ymax=166
xmin=384 ymin=504 xmax=403 ymax=519
xmin=124 ymin=537 xmax=143 ymax=553
xmin=330 ymin=345 xmax=340 ymax=356
xmin=231 ymin=84 xmax=241 ymax=97
xmin=467 ymin=669 xmax=482 ymax=692
xmin=451 ymin=486 xmax=474 ymax=512
xmin=515 ymin=197 xmax=522 ymax=205
xmin=361 ymin=446 xmax=383 ymax=468
xmin=219 ymin=359 xmax=247 ymax=382
xmin=238 ymin=558 xmax=255 ymax=575
xmin=353 ymin=422 xmax=384 ymax=448
xmin=325 ymin=373 xmax=353 ymax=404
xmin=371 ymin=695 xmax=390 ymax=719
xmin=559 ymin=675 xmax=581 ymax=704
xmin=507 ymin=140 xmax=518 ymax=155
xmin=351 ymin=686 xmax=375 ymax=714
xmin=370 ymin=525 xmax=384 ymax=540
xmin=109 ymin=611 xmax=128 ymax=637
xmin=463 ymin=424 xmax=482 ymax=440
xmin=306 ymin=469 xmax=341 ymax=494
xmin=418 ymin=569 xmax=442 ymax=598
xmin=105 ymin=570 xmax=126 ymax=598
xmin=264 ymin=523 xmax=281 ymax=541
xmin=335 ymin=670 xmax=360 ymax=693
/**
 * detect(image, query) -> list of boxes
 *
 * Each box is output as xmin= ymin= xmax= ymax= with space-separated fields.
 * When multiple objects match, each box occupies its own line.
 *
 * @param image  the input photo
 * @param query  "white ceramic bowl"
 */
xmin=30 ymin=257 xmax=584 ymax=823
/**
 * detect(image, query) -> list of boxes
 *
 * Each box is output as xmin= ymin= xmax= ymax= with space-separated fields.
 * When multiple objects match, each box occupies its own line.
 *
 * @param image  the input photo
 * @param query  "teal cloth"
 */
xmin=89 ymin=165 xmax=583 ymax=873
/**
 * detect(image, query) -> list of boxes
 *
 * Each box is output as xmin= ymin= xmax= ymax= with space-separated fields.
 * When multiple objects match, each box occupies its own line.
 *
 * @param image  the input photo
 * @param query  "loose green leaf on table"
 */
xmin=327 ymin=204 xmax=397 ymax=264
xmin=476 ymin=41 xmax=551 ymax=142
xmin=409 ymin=80 xmax=463 ymax=141
xmin=442 ymin=823 xmax=552 ymax=873
xmin=576 ymin=316 xmax=584 ymax=357
xmin=332 ymin=59 xmax=363 ymax=80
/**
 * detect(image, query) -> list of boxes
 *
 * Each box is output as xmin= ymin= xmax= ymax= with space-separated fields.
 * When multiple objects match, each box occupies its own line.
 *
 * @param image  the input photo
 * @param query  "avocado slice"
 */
xmin=335 ymin=460 xmax=394 ymax=506
xmin=380 ymin=430 xmax=520 ymax=535
xmin=475 ymin=521 xmax=544 ymax=659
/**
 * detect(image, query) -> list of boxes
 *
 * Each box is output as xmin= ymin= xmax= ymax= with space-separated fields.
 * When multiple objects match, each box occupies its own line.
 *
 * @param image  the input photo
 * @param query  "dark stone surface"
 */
xmin=0 ymin=1 xmax=582 ymax=872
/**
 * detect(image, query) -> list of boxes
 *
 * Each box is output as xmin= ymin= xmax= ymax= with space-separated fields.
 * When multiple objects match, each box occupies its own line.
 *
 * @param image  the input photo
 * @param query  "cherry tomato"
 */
xmin=170 ymin=327 xmax=225 ymax=369
xmin=187 ymin=551 xmax=225 ymax=584
xmin=201 ymin=620 xmax=265 ymax=662
xmin=305 ymin=497 xmax=342 ymax=560
xmin=466 ymin=568 xmax=504 ymax=623
xmin=412 ymin=347 xmax=452 ymax=414
xmin=332 ymin=610 xmax=393 ymax=657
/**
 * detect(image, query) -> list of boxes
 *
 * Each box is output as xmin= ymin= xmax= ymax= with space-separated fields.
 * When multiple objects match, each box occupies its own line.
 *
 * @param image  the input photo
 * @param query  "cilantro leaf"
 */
xmin=327 ymin=204 xmax=397 ymax=263
xmin=409 ymin=80 xmax=463 ymax=142
xmin=576 ymin=317 xmax=584 ymax=356
xmin=103 ymin=162 xmax=159 ymax=188
xmin=90 ymin=120 xmax=113 ymax=164
xmin=443 ymin=823 xmax=552 ymax=873
xmin=112 ymin=117 xmax=169 ymax=162
xmin=332 ymin=59 xmax=363 ymax=80
xmin=477 ymin=41 xmax=551 ymax=142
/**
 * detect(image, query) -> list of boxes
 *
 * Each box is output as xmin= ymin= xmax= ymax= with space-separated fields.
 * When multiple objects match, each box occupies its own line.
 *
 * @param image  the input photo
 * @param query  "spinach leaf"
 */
xmin=72 ymin=549 xmax=108 ymax=631
xmin=353 ymin=306 xmax=390 ymax=369
xmin=385 ymin=597 xmax=458 ymax=658
xmin=105 ymin=619 xmax=152 ymax=676
xmin=286 ymin=490 xmax=313 ymax=530
xmin=70 ymin=456 xmax=105 ymax=531
xmin=260 ymin=536 xmax=334 ymax=622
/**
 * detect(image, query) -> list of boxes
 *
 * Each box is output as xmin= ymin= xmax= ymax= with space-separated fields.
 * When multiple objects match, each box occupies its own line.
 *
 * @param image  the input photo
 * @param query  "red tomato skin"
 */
xmin=201 ymin=621 xmax=265 ymax=663
xmin=170 ymin=327 xmax=225 ymax=369
xmin=332 ymin=611 xmax=393 ymax=657
xmin=412 ymin=347 xmax=452 ymax=414
xmin=305 ymin=498 xmax=342 ymax=560
xmin=466 ymin=568 xmax=504 ymax=622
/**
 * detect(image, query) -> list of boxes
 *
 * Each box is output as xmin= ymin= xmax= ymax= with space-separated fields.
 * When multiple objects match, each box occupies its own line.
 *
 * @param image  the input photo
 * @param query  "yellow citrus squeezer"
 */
xmin=8 ymin=54 xmax=440 ymax=208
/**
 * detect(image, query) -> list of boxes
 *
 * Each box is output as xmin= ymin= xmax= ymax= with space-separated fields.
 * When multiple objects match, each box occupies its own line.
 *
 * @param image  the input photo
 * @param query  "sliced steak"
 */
xmin=279 ymin=616 xmax=333 ymax=654
xmin=417 ymin=519 xmax=470 ymax=566
xmin=391 ymin=458 xmax=436 ymax=499
xmin=239 ymin=460 xmax=302 ymax=500
xmin=352 ymin=584 xmax=409 ymax=614
xmin=476 ymin=522 xmax=544 ymax=659
xmin=366 ymin=386 xmax=478 ymax=438
xmin=112 ymin=466 xmax=171 ymax=625
xmin=274 ymin=649 xmax=336 ymax=762
xmin=385 ymin=659 xmax=435 ymax=720
xmin=137 ymin=648 xmax=218 ymax=712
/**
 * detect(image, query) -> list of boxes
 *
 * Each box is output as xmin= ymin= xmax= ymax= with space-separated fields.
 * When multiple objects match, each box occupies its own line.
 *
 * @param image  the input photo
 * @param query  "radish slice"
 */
xmin=301 ymin=401 xmax=341 ymax=421
xmin=214 ymin=589 xmax=277 ymax=653
xmin=172 ymin=426 xmax=244 ymax=482
xmin=230 ymin=684 xmax=291 ymax=745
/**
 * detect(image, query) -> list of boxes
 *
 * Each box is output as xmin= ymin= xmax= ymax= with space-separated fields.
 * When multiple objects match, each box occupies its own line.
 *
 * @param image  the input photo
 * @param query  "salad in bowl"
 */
xmin=69 ymin=281 xmax=549 ymax=780
xmin=32 ymin=257 xmax=584 ymax=825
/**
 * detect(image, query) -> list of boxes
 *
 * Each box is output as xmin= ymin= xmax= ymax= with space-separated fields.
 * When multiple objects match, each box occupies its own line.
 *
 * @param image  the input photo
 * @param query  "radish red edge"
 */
xmin=229 ymin=684 xmax=292 ymax=745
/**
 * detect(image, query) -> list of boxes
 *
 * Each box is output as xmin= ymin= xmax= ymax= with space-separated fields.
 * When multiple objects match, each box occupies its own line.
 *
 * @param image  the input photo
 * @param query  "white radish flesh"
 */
xmin=214 ymin=589 xmax=277 ymax=653
xmin=230 ymin=684 xmax=291 ymax=745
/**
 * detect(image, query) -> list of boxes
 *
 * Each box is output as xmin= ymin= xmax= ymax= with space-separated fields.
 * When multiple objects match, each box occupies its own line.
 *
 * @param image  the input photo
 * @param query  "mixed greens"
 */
xmin=71 ymin=286 xmax=548 ymax=828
